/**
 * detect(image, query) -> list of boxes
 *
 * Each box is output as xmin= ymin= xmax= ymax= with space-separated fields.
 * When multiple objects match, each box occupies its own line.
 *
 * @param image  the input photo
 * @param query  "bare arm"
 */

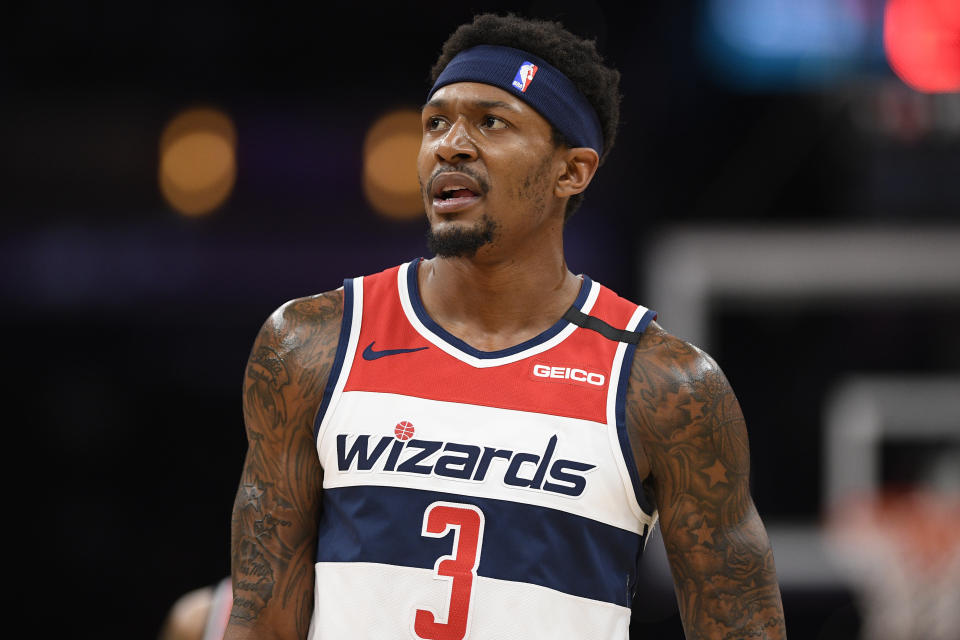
xmin=626 ymin=322 xmax=786 ymax=639
xmin=225 ymin=290 xmax=344 ymax=639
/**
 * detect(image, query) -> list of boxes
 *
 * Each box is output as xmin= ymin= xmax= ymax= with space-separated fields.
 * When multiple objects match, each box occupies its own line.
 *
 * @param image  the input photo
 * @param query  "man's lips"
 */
xmin=432 ymin=190 xmax=481 ymax=214
xmin=429 ymin=171 xmax=484 ymax=213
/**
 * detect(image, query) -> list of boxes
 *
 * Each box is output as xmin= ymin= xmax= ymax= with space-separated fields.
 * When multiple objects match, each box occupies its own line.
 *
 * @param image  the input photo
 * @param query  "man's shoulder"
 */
xmin=625 ymin=320 xmax=744 ymax=465
xmin=632 ymin=320 xmax=721 ymax=385
xmin=270 ymin=259 xmax=410 ymax=331
xmin=250 ymin=258 xmax=412 ymax=372
xmin=251 ymin=288 xmax=345 ymax=368
xmin=272 ymin=289 xmax=345 ymax=331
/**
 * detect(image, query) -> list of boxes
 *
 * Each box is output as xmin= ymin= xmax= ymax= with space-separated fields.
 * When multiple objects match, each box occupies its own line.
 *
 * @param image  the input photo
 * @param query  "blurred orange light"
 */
xmin=363 ymin=109 xmax=423 ymax=220
xmin=884 ymin=0 xmax=960 ymax=93
xmin=159 ymin=107 xmax=237 ymax=217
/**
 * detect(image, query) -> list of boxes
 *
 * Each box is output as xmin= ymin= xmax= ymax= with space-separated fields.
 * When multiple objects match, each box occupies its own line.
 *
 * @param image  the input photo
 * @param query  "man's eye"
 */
xmin=481 ymin=115 xmax=507 ymax=130
xmin=426 ymin=116 xmax=448 ymax=131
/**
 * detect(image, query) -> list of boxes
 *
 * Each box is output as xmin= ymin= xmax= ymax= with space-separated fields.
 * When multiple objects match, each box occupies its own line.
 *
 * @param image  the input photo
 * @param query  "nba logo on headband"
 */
xmin=429 ymin=45 xmax=603 ymax=153
xmin=512 ymin=61 xmax=538 ymax=92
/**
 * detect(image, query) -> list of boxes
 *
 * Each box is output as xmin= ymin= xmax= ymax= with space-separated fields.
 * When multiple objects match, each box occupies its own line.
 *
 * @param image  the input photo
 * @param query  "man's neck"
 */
xmin=417 ymin=248 xmax=582 ymax=352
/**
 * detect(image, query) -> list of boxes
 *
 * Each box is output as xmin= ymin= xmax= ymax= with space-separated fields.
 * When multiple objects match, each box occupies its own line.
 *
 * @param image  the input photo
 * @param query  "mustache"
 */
xmin=425 ymin=165 xmax=490 ymax=195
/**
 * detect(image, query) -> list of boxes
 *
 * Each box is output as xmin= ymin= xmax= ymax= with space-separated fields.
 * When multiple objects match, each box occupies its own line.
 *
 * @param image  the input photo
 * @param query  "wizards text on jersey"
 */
xmin=336 ymin=430 xmax=596 ymax=497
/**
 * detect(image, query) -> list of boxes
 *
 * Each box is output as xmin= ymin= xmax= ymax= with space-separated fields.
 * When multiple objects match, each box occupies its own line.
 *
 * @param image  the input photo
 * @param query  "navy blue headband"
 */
xmin=428 ymin=45 xmax=604 ymax=156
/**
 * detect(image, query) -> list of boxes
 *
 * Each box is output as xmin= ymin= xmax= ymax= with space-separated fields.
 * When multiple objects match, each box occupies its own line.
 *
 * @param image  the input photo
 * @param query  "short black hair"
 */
xmin=430 ymin=13 xmax=621 ymax=220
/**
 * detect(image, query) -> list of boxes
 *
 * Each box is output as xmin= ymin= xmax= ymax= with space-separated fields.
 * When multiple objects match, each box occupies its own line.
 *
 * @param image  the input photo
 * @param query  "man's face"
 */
xmin=418 ymin=82 xmax=563 ymax=259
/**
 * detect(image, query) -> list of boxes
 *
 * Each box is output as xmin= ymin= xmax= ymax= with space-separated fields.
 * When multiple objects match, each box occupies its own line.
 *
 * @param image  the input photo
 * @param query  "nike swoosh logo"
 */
xmin=362 ymin=341 xmax=429 ymax=361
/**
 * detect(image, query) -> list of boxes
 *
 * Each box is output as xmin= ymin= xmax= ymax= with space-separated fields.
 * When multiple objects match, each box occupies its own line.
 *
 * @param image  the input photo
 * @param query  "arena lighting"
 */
xmin=701 ymin=0 xmax=873 ymax=89
xmin=159 ymin=107 xmax=237 ymax=217
xmin=362 ymin=109 xmax=424 ymax=220
xmin=884 ymin=0 xmax=960 ymax=93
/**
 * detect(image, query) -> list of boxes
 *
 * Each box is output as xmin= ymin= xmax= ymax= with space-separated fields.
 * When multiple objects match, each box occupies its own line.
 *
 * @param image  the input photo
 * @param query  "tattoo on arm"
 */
xmin=227 ymin=291 xmax=344 ymax=637
xmin=627 ymin=326 xmax=786 ymax=639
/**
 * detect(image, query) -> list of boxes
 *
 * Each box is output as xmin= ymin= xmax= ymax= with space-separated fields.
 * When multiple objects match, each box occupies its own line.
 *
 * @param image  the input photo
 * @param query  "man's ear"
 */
xmin=555 ymin=147 xmax=600 ymax=199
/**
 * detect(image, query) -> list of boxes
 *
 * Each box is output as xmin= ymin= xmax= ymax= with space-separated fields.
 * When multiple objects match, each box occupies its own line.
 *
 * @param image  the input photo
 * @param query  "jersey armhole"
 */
xmin=606 ymin=307 xmax=659 ymax=524
xmin=313 ymin=277 xmax=363 ymax=447
xmin=614 ymin=341 xmax=657 ymax=516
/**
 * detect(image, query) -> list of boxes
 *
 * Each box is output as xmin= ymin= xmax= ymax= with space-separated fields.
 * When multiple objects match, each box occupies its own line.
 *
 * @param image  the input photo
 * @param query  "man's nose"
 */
xmin=435 ymin=118 xmax=478 ymax=163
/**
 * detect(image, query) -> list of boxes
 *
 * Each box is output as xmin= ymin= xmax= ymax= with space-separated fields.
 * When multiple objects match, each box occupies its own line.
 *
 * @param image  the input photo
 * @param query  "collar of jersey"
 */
xmin=397 ymin=258 xmax=600 ymax=368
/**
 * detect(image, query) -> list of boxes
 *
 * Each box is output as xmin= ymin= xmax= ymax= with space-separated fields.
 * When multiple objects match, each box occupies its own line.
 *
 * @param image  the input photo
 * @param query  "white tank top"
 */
xmin=309 ymin=260 xmax=658 ymax=639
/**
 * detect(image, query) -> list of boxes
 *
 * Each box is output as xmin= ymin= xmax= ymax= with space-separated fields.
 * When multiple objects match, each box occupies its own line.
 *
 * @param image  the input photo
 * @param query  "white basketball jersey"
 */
xmin=309 ymin=260 xmax=659 ymax=639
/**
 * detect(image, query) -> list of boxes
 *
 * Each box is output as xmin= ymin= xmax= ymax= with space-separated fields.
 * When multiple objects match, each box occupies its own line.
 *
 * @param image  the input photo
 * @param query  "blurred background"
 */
xmin=5 ymin=0 xmax=958 ymax=638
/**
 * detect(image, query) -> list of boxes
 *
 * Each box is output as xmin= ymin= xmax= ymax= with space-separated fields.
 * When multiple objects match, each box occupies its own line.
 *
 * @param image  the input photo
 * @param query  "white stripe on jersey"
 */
xmin=320 ymin=390 xmax=652 ymax=534
xmin=310 ymin=562 xmax=631 ymax=640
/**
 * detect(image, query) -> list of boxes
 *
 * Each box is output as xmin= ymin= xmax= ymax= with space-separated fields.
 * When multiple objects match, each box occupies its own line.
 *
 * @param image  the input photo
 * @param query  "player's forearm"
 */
xmin=223 ymin=569 xmax=313 ymax=640
xmin=226 ymin=470 xmax=318 ymax=639
xmin=228 ymin=386 xmax=319 ymax=637
xmin=226 ymin=415 xmax=320 ymax=638
xmin=668 ymin=507 xmax=786 ymax=639
xmin=224 ymin=563 xmax=314 ymax=640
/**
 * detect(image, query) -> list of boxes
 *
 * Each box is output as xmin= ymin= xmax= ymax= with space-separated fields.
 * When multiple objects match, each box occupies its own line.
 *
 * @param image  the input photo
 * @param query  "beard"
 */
xmin=426 ymin=214 xmax=499 ymax=258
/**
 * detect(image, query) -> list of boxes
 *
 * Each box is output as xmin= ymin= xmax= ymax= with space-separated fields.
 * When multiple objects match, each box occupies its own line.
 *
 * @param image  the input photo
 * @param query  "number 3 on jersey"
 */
xmin=414 ymin=502 xmax=485 ymax=640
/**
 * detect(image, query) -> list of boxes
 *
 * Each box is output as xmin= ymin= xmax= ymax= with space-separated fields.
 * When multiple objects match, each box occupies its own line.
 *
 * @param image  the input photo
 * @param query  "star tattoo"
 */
xmin=692 ymin=520 xmax=716 ymax=546
xmin=242 ymin=481 xmax=266 ymax=512
xmin=702 ymin=459 xmax=728 ymax=487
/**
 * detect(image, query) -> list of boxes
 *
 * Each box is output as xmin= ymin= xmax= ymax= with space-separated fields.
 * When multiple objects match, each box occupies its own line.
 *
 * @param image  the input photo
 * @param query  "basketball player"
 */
xmin=225 ymin=13 xmax=786 ymax=639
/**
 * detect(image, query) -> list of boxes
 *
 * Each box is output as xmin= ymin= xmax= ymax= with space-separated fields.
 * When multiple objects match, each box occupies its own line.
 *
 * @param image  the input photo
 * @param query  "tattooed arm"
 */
xmin=224 ymin=290 xmax=344 ymax=640
xmin=626 ymin=322 xmax=786 ymax=639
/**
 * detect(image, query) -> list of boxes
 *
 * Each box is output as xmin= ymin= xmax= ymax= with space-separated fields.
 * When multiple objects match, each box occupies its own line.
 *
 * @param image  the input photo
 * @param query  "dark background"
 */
xmin=5 ymin=1 xmax=958 ymax=638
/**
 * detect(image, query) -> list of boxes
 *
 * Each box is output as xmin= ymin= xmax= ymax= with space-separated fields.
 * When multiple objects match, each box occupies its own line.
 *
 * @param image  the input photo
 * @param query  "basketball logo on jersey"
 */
xmin=394 ymin=421 xmax=415 ymax=441
xmin=512 ymin=61 xmax=538 ymax=92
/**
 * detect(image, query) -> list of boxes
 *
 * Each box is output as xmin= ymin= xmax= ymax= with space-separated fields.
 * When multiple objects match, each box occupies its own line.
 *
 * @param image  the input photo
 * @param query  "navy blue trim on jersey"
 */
xmin=636 ymin=308 xmax=657 ymax=334
xmin=615 ymin=342 xmax=657 ymax=517
xmin=316 ymin=484 xmax=642 ymax=607
xmin=406 ymin=258 xmax=592 ymax=360
xmin=313 ymin=278 xmax=354 ymax=442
